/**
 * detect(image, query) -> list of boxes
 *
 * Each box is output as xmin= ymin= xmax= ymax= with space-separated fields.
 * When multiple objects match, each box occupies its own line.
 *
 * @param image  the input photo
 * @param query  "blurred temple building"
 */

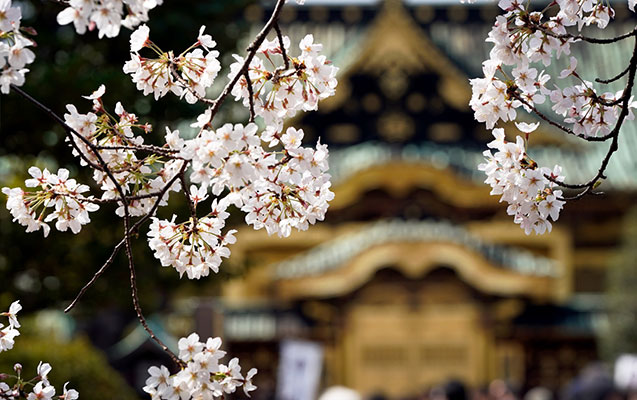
xmin=118 ymin=0 xmax=637 ymax=398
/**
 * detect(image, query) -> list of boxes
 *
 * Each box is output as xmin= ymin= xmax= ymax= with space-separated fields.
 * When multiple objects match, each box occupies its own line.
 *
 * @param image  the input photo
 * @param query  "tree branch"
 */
xmin=244 ymin=71 xmax=256 ymax=122
xmin=273 ymin=22 xmax=289 ymax=70
xmin=206 ymin=0 xmax=287 ymax=123
xmin=551 ymin=34 xmax=637 ymax=199
xmin=64 ymin=160 xmax=187 ymax=313
xmin=531 ymin=22 xmax=637 ymax=45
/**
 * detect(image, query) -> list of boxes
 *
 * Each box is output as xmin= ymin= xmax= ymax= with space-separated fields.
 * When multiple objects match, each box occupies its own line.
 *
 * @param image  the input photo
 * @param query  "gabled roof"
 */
xmin=274 ymin=219 xmax=558 ymax=279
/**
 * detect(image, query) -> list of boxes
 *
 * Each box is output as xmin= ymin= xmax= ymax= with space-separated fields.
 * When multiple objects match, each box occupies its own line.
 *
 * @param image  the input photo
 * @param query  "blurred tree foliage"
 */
xmin=602 ymin=207 xmax=637 ymax=361
xmin=0 ymin=321 xmax=138 ymax=400
xmin=0 ymin=0 xmax=262 ymax=327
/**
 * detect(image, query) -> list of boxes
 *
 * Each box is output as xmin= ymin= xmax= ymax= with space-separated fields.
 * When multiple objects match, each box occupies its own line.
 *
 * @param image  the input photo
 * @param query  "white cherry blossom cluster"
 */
xmin=554 ymin=0 xmax=615 ymax=29
xmin=230 ymin=34 xmax=338 ymax=136
xmin=147 ymin=200 xmax=236 ymax=280
xmin=549 ymin=75 xmax=637 ymax=138
xmin=0 ymin=301 xmax=21 ymax=353
xmin=56 ymin=0 xmax=162 ymax=39
xmin=479 ymin=128 xmax=566 ymax=235
xmin=63 ymin=85 xmax=182 ymax=217
xmin=147 ymin=123 xmax=333 ymax=280
xmin=470 ymin=0 xmax=637 ymax=134
xmin=470 ymin=0 xmax=637 ymax=233
xmin=0 ymin=361 xmax=79 ymax=400
xmin=180 ymin=123 xmax=333 ymax=239
xmin=2 ymin=167 xmax=99 ymax=237
xmin=0 ymin=0 xmax=35 ymax=94
xmin=239 ymin=127 xmax=333 ymax=237
xmin=143 ymin=333 xmax=256 ymax=400
xmin=124 ymin=25 xmax=221 ymax=104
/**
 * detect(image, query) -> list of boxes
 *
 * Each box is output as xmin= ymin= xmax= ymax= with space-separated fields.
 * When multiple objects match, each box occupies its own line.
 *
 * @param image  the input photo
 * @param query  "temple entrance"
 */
xmin=226 ymin=223 xmax=571 ymax=397
xmin=340 ymin=268 xmax=493 ymax=398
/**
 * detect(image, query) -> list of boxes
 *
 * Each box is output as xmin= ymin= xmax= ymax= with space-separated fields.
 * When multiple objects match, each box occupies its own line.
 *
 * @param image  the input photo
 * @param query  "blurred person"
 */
xmin=430 ymin=385 xmax=446 ymax=400
xmin=444 ymin=380 xmax=468 ymax=400
xmin=472 ymin=386 xmax=489 ymax=400
xmin=415 ymin=386 xmax=431 ymax=400
xmin=318 ymin=386 xmax=362 ymax=400
xmin=488 ymin=379 xmax=517 ymax=400
xmin=523 ymin=387 xmax=553 ymax=400
xmin=562 ymin=363 xmax=623 ymax=400
xmin=368 ymin=393 xmax=388 ymax=400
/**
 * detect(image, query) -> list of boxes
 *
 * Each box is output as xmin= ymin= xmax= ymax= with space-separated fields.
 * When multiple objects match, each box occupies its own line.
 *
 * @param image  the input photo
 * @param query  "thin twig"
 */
xmin=125 ymin=221 xmax=186 ymax=368
xmin=180 ymin=171 xmax=198 ymax=223
xmin=551 ymin=35 xmax=637 ymax=199
xmin=10 ymin=86 xmax=104 ymax=171
xmin=63 ymin=238 xmax=126 ymax=313
xmin=206 ymin=0 xmax=288 ymax=123
xmin=244 ymin=71 xmax=256 ymax=122
xmin=273 ymin=22 xmax=290 ymax=70
xmin=168 ymin=62 xmax=215 ymax=105
xmin=596 ymin=63 xmax=631 ymax=84
xmin=64 ymin=161 xmax=187 ymax=313
xmin=532 ymin=22 xmax=637 ymax=45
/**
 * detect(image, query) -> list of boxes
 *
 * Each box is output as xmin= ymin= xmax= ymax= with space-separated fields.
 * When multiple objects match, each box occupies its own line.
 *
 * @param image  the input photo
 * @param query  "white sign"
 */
xmin=276 ymin=340 xmax=324 ymax=400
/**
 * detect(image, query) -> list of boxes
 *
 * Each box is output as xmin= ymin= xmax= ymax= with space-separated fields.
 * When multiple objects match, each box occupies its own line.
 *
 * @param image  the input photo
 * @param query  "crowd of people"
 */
xmin=317 ymin=364 xmax=635 ymax=400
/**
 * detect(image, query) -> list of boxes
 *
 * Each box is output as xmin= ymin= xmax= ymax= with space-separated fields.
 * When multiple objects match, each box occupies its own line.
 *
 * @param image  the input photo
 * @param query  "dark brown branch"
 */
xmin=125 ymin=219 xmax=185 ymax=368
xmin=63 ymin=238 xmax=126 ymax=313
xmin=180 ymin=171 xmax=198 ymax=223
xmin=10 ymin=85 xmax=104 ymax=171
xmin=95 ymin=144 xmax=180 ymax=157
xmin=511 ymin=92 xmax=612 ymax=142
xmin=596 ymin=63 xmax=631 ymax=84
xmin=244 ymin=71 xmax=256 ymax=123
xmin=532 ymin=22 xmax=637 ymax=45
xmin=206 ymin=0 xmax=287 ymax=123
xmin=11 ymin=85 xmax=187 ymax=367
xmin=64 ymin=190 xmax=170 ymax=205
xmin=273 ymin=22 xmax=290 ymax=70
xmin=64 ymin=161 xmax=188 ymax=313
xmin=168 ymin=62 xmax=215 ymax=105
xmin=552 ymin=34 xmax=637 ymax=199
xmin=123 ymin=160 xmax=188 ymax=368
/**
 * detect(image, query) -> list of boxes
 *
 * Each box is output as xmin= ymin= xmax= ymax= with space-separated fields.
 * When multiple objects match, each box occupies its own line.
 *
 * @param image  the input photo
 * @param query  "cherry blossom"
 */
xmin=2 ymin=167 xmax=100 ymax=237
xmin=144 ymin=333 xmax=256 ymax=400
xmin=62 ymin=86 xmax=183 ymax=217
xmin=124 ymin=25 xmax=221 ymax=103
xmin=56 ymin=0 xmax=163 ymax=39
xmin=230 ymin=34 xmax=338 ymax=138
xmin=0 ymin=300 xmax=21 ymax=353
xmin=479 ymin=128 xmax=566 ymax=235
xmin=471 ymin=0 xmax=637 ymax=233
xmin=0 ymin=0 xmax=35 ymax=94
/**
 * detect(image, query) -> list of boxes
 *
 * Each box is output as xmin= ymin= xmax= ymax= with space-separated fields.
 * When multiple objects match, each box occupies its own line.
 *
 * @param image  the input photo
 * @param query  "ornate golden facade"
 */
xmin=173 ymin=1 xmax=637 ymax=397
